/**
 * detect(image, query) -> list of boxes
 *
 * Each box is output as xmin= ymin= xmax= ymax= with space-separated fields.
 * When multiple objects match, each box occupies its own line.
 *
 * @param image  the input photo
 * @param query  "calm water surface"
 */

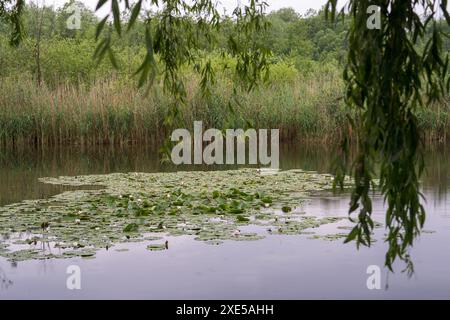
xmin=0 ymin=144 xmax=449 ymax=299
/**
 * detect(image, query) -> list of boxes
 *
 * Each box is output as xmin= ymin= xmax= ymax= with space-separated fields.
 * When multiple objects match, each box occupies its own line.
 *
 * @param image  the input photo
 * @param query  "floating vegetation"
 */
xmin=0 ymin=169 xmax=352 ymax=262
xmin=308 ymin=233 xmax=349 ymax=241
xmin=0 ymin=243 xmax=9 ymax=254
xmin=146 ymin=244 xmax=167 ymax=251
xmin=282 ymin=206 xmax=292 ymax=213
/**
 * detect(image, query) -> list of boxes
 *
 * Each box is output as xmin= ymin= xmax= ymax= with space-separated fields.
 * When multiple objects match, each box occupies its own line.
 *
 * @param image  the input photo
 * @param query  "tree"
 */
xmin=0 ymin=0 xmax=24 ymax=45
xmin=326 ymin=0 xmax=449 ymax=274
xmin=54 ymin=1 xmax=97 ymax=39
xmin=92 ymin=0 xmax=271 ymax=135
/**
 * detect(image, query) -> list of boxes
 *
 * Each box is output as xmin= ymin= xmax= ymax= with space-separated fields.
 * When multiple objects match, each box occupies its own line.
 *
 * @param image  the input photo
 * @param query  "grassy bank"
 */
xmin=0 ymin=69 xmax=343 ymax=146
xmin=0 ymin=70 xmax=448 ymax=147
xmin=1 ymin=4 xmax=448 ymax=147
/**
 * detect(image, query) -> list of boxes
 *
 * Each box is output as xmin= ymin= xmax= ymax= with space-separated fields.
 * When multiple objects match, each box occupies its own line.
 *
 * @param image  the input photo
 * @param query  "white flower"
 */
xmin=75 ymin=219 xmax=81 ymax=224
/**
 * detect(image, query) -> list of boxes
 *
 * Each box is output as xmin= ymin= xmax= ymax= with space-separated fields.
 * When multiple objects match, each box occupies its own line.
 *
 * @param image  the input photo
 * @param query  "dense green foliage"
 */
xmin=0 ymin=2 xmax=347 ymax=84
xmin=0 ymin=2 xmax=447 ymax=147
xmin=0 ymin=0 xmax=24 ymax=45
xmin=327 ymin=0 xmax=450 ymax=274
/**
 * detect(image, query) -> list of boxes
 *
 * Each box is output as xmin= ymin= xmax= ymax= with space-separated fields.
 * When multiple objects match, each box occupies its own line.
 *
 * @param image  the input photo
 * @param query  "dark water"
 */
xmin=0 ymin=144 xmax=449 ymax=299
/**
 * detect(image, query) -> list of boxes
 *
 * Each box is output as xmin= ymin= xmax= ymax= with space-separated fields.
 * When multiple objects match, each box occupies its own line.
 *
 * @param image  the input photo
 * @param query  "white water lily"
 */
xmin=75 ymin=219 xmax=81 ymax=224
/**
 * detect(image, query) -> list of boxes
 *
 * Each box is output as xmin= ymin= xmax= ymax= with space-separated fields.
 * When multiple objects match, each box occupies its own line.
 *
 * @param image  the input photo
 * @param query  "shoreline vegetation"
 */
xmin=1 ymin=72 xmax=448 ymax=147
xmin=0 ymin=70 xmax=348 ymax=146
xmin=0 ymin=4 xmax=449 ymax=147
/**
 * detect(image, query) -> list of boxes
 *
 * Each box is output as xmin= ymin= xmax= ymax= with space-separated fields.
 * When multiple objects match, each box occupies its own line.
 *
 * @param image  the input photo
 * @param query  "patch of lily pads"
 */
xmin=308 ymin=233 xmax=349 ymax=241
xmin=0 ymin=169 xmax=359 ymax=262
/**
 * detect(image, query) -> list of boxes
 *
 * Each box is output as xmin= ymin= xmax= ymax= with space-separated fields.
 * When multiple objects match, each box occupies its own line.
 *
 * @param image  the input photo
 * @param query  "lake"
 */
xmin=0 ymin=143 xmax=449 ymax=299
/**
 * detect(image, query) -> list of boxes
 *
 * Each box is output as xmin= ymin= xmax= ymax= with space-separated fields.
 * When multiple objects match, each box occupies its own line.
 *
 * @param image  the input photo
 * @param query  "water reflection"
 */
xmin=0 ymin=143 xmax=449 ymax=298
xmin=0 ymin=143 xmax=448 ymax=206
xmin=0 ymin=266 xmax=13 ymax=290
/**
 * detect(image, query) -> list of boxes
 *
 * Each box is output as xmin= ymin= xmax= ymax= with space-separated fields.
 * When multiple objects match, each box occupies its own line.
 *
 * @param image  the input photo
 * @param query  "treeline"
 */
xmin=0 ymin=2 xmax=348 ymax=85
xmin=0 ymin=1 xmax=448 ymax=146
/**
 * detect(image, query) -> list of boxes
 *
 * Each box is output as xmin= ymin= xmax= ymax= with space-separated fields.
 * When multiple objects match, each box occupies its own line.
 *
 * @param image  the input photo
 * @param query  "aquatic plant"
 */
xmin=0 ymin=169 xmax=354 ymax=262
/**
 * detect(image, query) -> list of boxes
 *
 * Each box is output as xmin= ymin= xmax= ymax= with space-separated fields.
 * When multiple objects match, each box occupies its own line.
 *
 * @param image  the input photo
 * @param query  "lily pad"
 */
xmin=147 ymin=244 xmax=167 ymax=251
xmin=0 ymin=169 xmax=350 ymax=261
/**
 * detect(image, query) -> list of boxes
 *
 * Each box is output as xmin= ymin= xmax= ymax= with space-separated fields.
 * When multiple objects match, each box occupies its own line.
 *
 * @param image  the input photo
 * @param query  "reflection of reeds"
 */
xmin=0 ymin=266 xmax=14 ymax=290
xmin=0 ymin=73 xmax=448 ymax=146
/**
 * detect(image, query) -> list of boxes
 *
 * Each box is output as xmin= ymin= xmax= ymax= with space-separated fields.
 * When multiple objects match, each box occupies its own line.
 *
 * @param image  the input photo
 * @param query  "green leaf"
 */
xmin=96 ymin=0 xmax=109 ymax=11
xmin=344 ymin=226 xmax=359 ymax=244
xmin=112 ymin=0 xmax=121 ymax=36
xmin=96 ymin=15 xmax=109 ymax=40
xmin=123 ymin=223 xmax=139 ymax=233
xmin=281 ymin=206 xmax=292 ymax=213
xmin=128 ymin=0 xmax=142 ymax=30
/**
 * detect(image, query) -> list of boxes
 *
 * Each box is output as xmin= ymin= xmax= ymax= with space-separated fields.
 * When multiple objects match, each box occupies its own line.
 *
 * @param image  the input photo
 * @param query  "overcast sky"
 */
xmin=42 ymin=0 xmax=331 ymax=16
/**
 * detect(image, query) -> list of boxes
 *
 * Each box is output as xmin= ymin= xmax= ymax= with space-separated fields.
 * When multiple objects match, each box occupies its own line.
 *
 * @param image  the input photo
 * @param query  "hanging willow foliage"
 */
xmin=93 ymin=0 xmax=271 ymax=126
xmin=326 ymin=0 xmax=450 ymax=274
xmin=91 ymin=0 xmax=271 ymax=160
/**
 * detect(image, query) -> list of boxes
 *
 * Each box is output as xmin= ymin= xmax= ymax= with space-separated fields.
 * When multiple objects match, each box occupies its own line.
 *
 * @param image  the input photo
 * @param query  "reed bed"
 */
xmin=0 ymin=72 xmax=448 ymax=147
